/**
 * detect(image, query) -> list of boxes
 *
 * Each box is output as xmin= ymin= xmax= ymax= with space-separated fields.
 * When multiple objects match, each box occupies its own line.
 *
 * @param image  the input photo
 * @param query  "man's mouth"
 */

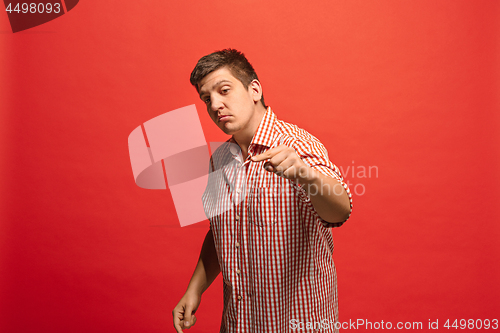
xmin=218 ymin=115 xmax=231 ymax=122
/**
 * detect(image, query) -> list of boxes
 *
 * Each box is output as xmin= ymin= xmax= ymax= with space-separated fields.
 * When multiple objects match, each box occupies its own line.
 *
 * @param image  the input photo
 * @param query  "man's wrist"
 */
xmin=185 ymin=284 xmax=204 ymax=298
xmin=296 ymin=165 xmax=319 ymax=188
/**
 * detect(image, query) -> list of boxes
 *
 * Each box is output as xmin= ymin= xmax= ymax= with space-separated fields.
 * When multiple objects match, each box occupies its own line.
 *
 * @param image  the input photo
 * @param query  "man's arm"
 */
xmin=172 ymin=229 xmax=220 ymax=333
xmin=296 ymin=167 xmax=351 ymax=223
xmin=251 ymin=145 xmax=351 ymax=223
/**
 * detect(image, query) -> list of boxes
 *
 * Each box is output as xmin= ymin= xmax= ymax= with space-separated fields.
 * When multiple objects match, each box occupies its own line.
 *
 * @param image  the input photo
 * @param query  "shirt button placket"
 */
xmin=230 ymin=146 xmax=246 ymax=316
xmin=235 ymin=213 xmax=242 ymax=306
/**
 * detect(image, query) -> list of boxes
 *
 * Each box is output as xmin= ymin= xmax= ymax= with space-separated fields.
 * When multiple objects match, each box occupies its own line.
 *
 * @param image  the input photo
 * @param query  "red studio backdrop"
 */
xmin=1 ymin=1 xmax=499 ymax=332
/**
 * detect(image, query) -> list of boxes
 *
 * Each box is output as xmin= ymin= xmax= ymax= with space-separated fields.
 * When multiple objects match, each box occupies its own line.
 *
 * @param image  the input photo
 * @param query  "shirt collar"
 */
xmin=227 ymin=107 xmax=279 ymax=161
xmin=248 ymin=106 xmax=279 ymax=149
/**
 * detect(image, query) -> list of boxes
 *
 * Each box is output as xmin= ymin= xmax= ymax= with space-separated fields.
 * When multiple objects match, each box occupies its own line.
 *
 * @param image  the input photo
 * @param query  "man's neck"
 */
xmin=233 ymin=104 xmax=267 ymax=160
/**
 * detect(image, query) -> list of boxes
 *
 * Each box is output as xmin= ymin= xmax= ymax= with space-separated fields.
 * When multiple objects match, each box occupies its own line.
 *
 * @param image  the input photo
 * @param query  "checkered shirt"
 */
xmin=202 ymin=107 xmax=353 ymax=333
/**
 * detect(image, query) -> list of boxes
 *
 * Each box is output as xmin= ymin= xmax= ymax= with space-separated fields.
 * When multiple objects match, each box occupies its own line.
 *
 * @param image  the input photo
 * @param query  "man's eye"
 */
xmin=221 ymin=88 xmax=229 ymax=94
xmin=204 ymin=98 xmax=210 ymax=104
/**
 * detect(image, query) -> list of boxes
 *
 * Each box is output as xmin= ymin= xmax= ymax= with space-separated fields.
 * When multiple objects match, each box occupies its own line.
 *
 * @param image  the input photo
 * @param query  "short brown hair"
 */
xmin=190 ymin=49 xmax=266 ymax=107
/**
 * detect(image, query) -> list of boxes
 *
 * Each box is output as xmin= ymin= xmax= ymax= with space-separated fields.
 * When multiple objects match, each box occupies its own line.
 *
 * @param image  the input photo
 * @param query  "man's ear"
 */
xmin=249 ymin=79 xmax=263 ymax=103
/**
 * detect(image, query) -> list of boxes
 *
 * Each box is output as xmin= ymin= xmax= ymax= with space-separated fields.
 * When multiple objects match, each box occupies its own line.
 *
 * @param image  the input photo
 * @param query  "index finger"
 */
xmin=173 ymin=318 xmax=184 ymax=333
xmin=251 ymin=145 xmax=286 ymax=162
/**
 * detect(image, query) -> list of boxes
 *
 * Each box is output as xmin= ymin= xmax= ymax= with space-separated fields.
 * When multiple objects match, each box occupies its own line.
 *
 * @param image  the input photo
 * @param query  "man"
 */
xmin=173 ymin=49 xmax=352 ymax=333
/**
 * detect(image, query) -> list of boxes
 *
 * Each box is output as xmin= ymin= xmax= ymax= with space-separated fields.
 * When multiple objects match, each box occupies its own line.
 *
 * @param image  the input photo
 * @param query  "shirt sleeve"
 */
xmin=289 ymin=136 xmax=353 ymax=227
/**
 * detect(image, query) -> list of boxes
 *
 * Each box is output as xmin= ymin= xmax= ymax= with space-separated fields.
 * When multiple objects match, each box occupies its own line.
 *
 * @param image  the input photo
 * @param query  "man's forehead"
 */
xmin=198 ymin=68 xmax=239 ymax=94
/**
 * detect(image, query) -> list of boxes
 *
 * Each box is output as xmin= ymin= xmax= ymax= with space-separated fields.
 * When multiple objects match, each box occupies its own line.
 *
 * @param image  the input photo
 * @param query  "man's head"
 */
xmin=191 ymin=49 xmax=267 ymax=139
xmin=190 ymin=49 xmax=266 ymax=108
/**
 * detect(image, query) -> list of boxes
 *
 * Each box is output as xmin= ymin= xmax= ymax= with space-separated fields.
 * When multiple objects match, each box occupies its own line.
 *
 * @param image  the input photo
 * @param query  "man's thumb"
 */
xmin=183 ymin=306 xmax=196 ymax=328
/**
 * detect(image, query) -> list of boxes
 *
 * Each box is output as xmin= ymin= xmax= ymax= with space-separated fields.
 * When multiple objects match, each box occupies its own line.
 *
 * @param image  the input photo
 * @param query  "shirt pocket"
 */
xmin=248 ymin=185 xmax=278 ymax=227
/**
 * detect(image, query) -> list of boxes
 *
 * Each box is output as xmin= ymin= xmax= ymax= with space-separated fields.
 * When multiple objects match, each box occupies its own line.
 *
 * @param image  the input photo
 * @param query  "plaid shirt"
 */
xmin=203 ymin=107 xmax=352 ymax=333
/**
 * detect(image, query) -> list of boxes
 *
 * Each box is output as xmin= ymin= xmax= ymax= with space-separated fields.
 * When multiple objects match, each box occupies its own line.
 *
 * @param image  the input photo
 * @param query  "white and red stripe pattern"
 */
xmin=203 ymin=107 xmax=353 ymax=333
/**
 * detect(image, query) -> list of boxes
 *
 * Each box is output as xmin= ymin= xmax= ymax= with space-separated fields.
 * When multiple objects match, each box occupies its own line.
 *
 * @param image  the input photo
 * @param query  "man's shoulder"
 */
xmin=273 ymin=117 xmax=325 ymax=151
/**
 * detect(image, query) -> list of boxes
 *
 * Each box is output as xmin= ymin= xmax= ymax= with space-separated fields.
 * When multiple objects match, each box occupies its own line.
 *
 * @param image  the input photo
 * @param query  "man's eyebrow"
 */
xmin=212 ymin=79 xmax=232 ymax=88
xmin=199 ymin=79 xmax=233 ymax=97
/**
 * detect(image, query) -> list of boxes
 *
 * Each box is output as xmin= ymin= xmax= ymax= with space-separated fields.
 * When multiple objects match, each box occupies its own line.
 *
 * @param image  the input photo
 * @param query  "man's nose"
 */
xmin=210 ymin=96 xmax=224 ymax=112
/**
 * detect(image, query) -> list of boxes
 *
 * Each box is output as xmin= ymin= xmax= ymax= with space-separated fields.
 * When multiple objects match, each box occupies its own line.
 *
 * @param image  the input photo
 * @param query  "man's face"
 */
xmin=198 ymin=67 xmax=260 ymax=136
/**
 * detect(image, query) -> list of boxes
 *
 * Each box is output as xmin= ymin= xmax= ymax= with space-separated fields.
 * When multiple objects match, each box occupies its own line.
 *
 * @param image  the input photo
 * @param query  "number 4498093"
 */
xmin=5 ymin=3 xmax=62 ymax=14
xmin=444 ymin=319 xmax=498 ymax=330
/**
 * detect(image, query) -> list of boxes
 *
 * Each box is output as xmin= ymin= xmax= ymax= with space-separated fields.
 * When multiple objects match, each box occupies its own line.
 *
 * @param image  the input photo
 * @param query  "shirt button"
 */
xmin=236 ymin=269 xmax=241 ymax=275
xmin=237 ymin=295 xmax=242 ymax=301
xmin=236 ymin=188 xmax=241 ymax=193
xmin=235 ymin=215 xmax=240 ymax=221
xmin=235 ymin=242 xmax=240 ymax=248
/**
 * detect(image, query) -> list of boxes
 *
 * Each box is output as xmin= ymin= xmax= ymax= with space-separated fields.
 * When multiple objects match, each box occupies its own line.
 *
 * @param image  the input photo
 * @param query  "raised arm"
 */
xmin=251 ymin=144 xmax=351 ymax=223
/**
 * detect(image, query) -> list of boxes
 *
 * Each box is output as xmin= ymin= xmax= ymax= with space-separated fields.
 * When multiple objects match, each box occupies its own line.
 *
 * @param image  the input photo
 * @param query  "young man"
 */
xmin=173 ymin=49 xmax=352 ymax=333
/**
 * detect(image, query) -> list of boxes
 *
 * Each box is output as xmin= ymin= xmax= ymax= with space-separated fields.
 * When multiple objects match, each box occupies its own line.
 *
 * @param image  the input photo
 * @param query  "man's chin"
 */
xmin=219 ymin=124 xmax=238 ymax=135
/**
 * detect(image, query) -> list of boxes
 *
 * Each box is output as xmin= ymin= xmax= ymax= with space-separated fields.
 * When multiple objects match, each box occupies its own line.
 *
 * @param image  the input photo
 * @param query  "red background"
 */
xmin=1 ymin=1 xmax=499 ymax=332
